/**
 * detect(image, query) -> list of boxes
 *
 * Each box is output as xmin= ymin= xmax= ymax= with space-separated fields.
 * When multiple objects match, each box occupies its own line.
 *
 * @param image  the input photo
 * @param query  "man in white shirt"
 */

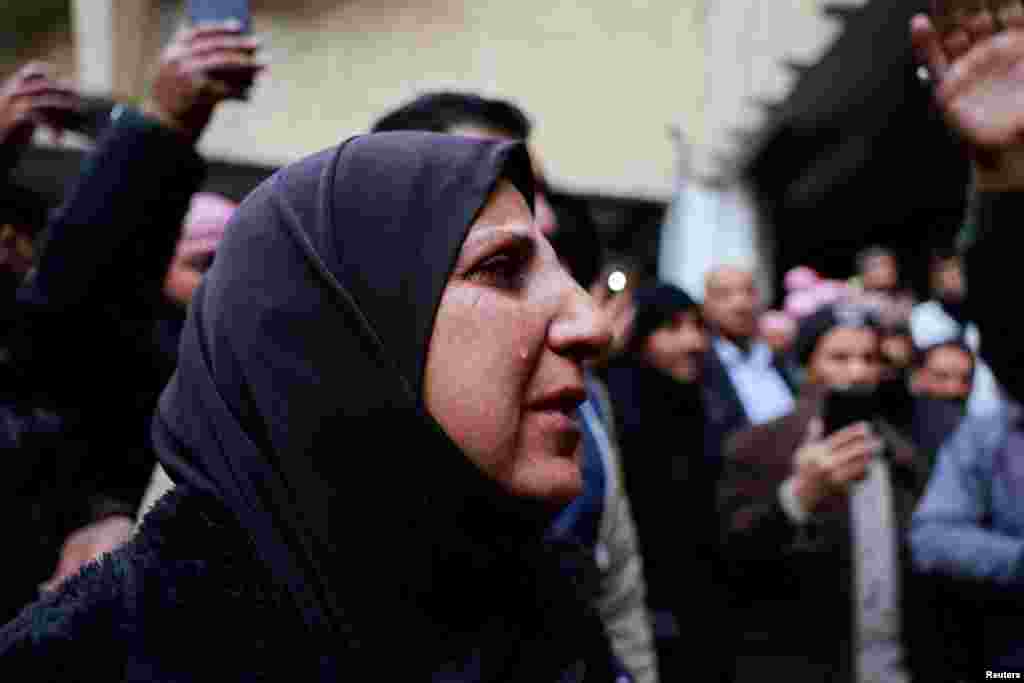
xmin=909 ymin=247 xmax=1006 ymax=420
xmin=702 ymin=265 xmax=795 ymax=461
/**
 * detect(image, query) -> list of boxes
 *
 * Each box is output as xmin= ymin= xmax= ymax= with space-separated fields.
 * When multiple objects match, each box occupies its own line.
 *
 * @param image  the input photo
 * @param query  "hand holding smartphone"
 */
xmin=184 ymin=0 xmax=260 ymax=99
xmin=17 ymin=70 xmax=85 ymax=135
xmin=187 ymin=0 xmax=251 ymax=33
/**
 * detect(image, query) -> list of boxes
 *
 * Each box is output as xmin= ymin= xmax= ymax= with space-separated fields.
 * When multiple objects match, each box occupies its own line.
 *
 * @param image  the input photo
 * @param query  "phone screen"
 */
xmin=187 ymin=0 xmax=251 ymax=33
xmin=823 ymin=387 xmax=877 ymax=436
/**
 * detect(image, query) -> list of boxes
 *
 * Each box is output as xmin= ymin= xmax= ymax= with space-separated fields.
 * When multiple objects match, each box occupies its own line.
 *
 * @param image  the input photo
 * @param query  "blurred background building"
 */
xmin=1 ymin=0 xmax=969 ymax=302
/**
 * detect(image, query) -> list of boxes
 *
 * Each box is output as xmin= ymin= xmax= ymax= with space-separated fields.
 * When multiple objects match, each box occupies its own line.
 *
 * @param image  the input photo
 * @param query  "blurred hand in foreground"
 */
xmin=143 ymin=20 xmax=265 ymax=142
xmin=40 ymin=515 xmax=135 ymax=594
xmin=0 ymin=62 xmax=79 ymax=154
xmin=912 ymin=6 xmax=1024 ymax=190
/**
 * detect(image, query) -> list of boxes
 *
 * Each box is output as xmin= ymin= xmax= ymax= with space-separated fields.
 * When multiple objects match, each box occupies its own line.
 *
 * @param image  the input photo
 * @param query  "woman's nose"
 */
xmin=548 ymin=274 xmax=613 ymax=363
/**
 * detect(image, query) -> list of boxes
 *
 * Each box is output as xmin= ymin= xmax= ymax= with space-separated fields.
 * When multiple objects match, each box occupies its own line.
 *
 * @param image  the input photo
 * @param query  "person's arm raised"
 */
xmin=912 ymin=9 xmax=1024 ymax=192
xmin=0 ymin=62 xmax=79 ymax=174
xmin=20 ymin=21 xmax=264 ymax=317
xmin=141 ymin=21 xmax=264 ymax=143
xmin=10 ymin=23 xmax=265 ymax=590
xmin=911 ymin=9 xmax=1024 ymax=403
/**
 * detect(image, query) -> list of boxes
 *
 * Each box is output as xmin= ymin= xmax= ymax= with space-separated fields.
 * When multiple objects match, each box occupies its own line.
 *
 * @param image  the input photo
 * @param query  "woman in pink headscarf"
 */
xmin=164 ymin=192 xmax=236 ymax=307
xmin=783 ymin=266 xmax=852 ymax=320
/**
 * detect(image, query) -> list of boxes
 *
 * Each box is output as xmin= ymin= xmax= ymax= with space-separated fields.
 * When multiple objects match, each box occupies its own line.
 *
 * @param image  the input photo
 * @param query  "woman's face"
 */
xmin=424 ymin=180 xmax=611 ymax=502
xmin=642 ymin=309 xmax=708 ymax=384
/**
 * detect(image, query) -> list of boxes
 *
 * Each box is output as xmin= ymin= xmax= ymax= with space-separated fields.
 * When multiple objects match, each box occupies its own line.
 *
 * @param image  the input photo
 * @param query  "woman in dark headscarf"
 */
xmin=0 ymin=132 xmax=617 ymax=682
xmin=603 ymin=282 xmax=731 ymax=682
xmin=604 ymin=282 xmax=711 ymax=480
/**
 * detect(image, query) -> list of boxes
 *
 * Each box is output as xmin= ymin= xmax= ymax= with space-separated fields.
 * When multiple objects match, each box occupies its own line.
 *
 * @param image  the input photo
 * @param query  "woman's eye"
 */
xmin=187 ymin=252 xmax=216 ymax=273
xmin=470 ymin=251 xmax=528 ymax=290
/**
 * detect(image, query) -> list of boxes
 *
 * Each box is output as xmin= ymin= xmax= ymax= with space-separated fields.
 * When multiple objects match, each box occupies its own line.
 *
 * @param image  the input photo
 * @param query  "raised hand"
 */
xmin=791 ymin=419 xmax=881 ymax=514
xmin=142 ymin=21 xmax=265 ymax=142
xmin=0 ymin=62 xmax=79 ymax=152
xmin=912 ymin=3 xmax=1024 ymax=189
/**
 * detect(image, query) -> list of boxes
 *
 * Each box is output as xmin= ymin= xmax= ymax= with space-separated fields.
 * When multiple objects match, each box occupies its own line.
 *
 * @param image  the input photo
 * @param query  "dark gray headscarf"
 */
xmin=153 ymin=133 xmax=596 ymax=678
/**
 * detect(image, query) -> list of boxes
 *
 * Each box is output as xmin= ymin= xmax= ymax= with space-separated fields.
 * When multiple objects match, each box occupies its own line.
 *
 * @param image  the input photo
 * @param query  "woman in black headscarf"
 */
xmin=603 ymin=282 xmax=731 ymax=682
xmin=0 ymin=132 xmax=617 ymax=682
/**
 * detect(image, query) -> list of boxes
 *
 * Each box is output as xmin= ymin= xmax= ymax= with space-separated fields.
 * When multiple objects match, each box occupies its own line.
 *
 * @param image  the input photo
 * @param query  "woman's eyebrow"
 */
xmin=460 ymin=227 xmax=533 ymax=255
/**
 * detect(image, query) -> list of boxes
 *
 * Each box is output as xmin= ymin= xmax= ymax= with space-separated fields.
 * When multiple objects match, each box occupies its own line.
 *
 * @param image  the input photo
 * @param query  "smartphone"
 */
xmin=822 ymin=387 xmax=877 ymax=436
xmin=38 ymin=106 xmax=88 ymax=134
xmin=187 ymin=0 xmax=251 ymax=33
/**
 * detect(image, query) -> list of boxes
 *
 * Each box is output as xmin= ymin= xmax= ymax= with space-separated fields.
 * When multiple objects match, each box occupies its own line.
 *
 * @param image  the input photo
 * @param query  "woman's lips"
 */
xmin=530 ymin=409 xmax=583 ymax=458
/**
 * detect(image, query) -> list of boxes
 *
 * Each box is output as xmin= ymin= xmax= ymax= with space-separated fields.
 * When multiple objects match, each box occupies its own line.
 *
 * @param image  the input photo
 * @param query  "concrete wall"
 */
xmin=61 ymin=0 xmax=865 ymax=200
xmin=196 ymin=0 xmax=706 ymax=200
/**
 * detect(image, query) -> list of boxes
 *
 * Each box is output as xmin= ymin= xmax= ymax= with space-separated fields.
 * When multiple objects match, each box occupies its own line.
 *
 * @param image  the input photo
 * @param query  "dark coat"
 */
xmin=0 ymin=484 xmax=616 ymax=682
xmin=603 ymin=358 xmax=714 ymax=606
xmin=717 ymin=386 xmax=942 ymax=683
xmin=603 ymin=357 xmax=731 ymax=682
xmin=702 ymin=340 xmax=797 ymax=466
xmin=968 ymin=191 xmax=1024 ymax=405
xmin=0 ymin=108 xmax=205 ymax=622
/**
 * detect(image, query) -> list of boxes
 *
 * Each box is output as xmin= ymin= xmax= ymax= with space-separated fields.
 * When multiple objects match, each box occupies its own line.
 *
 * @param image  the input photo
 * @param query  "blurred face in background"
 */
xmin=912 ymin=345 xmax=974 ymax=402
xmin=164 ymin=236 xmax=217 ymax=307
xmin=704 ymin=266 xmax=760 ymax=343
xmin=760 ymin=312 xmax=797 ymax=356
xmin=164 ymin=194 xmax=235 ymax=308
xmin=880 ymin=331 xmax=915 ymax=375
xmin=861 ymin=253 xmax=899 ymax=295
xmin=931 ymin=256 xmax=965 ymax=304
xmin=588 ymin=268 xmax=637 ymax=365
xmin=806 ymin=326 xmax=883 ymax=390
xmin=0 ymin=222 xmax=35 ymax=284
xmin=643 ymin=309 xmax=709 ymax=384
xmin=448 ymin=123 xmax=558 ymax=237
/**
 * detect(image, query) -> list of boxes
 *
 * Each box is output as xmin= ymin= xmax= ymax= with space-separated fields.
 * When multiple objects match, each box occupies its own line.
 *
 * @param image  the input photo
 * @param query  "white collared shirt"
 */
xmin=713 ymin=337 xmax=794 ymax=425
xmin=910 ymin=300 xmax=1008 ymax=420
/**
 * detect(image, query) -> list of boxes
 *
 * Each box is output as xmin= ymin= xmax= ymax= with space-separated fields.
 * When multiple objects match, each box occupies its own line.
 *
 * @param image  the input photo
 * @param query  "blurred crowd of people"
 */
xmin=2 ymin=5 xmax=1024 ymax=683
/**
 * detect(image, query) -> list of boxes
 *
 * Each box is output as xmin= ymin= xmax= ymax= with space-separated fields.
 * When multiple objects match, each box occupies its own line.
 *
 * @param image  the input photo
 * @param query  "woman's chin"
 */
xmin=503 ymin=449 xmax=584 ymax=503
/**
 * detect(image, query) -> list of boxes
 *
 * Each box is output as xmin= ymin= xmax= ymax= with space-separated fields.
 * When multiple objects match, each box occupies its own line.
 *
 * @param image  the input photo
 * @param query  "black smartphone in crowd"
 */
xmin=187 ymin=0 xmax=251 ymax=33
xmin=37 ymin=105 xmax=88 ymax=134
xmin=19 ymin=72 xmax=89 ymax=134
xmin=822 ymin=386 xmax=877 ymax=436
